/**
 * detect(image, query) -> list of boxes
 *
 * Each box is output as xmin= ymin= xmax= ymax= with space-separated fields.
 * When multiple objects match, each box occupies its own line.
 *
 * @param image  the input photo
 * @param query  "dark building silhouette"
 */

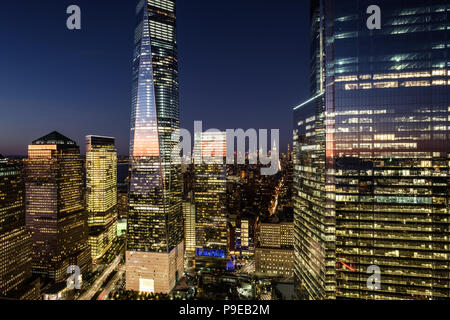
xmin=0 ymin=156 xmax=40 ymax=299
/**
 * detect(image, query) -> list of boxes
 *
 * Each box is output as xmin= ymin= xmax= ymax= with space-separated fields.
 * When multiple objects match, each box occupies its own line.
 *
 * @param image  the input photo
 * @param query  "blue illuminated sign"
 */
xmin=195 ymin=248 xmax=226 ymax=258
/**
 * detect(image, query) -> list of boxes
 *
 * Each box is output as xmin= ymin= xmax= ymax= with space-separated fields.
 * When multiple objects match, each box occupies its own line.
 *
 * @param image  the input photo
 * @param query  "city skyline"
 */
xmin=0 ymin=0 xmax=309 ymax=156
xmin=1 ymin=0 xmax=449 ymax=306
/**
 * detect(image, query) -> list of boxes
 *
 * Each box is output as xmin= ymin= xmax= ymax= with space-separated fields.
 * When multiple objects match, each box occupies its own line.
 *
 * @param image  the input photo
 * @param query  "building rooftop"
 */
xmin=261 ymin=212 xmax=293 ymax=224
xmin=85 ymin=135 xmax=116 ymax=149
xmin=32 ymin=131 xmax=77 ymax=146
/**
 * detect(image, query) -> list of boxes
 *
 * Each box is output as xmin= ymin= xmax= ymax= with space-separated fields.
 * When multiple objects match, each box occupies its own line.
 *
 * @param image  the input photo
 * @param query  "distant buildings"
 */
xmin=86 ymin=136 xmax=117 ymax=261
xmin=255 ymin=216 xmax=293 ymax=278
xmin=126 ymin=0 xmax=184 ymax=294
xmin=24 ymin=132 xmax=91 ymax=285
xmin=294 ymin=0 xmax=450 ymax=299
xmin=0 ymin=156 xmax=40 ymax=299
xmin=235 ymin=215 xmax=255 ymax=257
xmin=226 ymin=163 xmax=284 ymax=259
xmin=117 ymin=191 xmax=128 ymax=220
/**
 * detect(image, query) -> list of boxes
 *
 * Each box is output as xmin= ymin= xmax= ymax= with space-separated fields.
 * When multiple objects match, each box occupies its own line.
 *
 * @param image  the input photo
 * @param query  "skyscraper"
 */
xmin=86 ymin=136 xmax=117 ymax=261
xmin=0 ymin=156 xmax=40 ymax=299
xmin=24 ymin=132 xmax=91 ymax=284
xmin=126 ymin=0 xmax=183 ymax=294
xmin=294 ymin=0 xmax=450 ymax=299
xmin=193 ymin=131 xmax=228 ymax=270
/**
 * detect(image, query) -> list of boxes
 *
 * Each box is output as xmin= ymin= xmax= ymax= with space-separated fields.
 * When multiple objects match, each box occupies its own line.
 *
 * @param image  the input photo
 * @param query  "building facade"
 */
xmin=182 ymin=200 xmax=196 ymax=269
xmin=86 ymin=136 xmax=117 ymax=261
xmin=235 ymin=216 xmax=255 ymax=257
xmin=193 ymin=131 xmax=228 ymax=271
xmin=0 ymin=156 xmax=39 ymax=299
xmin=294 ymin=0 xmax=450 ymax=299
xmin=24 ymin=132 xmax=91 ymax=284
xmin=255 ymin=220 xmax=294 ymax=277
xmin=126 ymin=0 xmax=184 ymax=294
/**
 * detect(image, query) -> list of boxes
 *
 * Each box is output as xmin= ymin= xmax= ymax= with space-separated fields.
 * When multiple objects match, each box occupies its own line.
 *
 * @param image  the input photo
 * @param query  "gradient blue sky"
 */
xmin=0 ymin=0 xmax=310 ymax=155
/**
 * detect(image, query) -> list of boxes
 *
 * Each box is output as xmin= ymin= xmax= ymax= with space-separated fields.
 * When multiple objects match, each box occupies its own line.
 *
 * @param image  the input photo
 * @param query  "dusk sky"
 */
xmin=0 ymin=0 xmax=310 ymax=155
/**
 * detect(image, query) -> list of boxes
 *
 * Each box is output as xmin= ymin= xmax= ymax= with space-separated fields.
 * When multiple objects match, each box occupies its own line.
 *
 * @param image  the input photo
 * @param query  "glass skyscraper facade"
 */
xmin=126 ymin=0 xmax=184 ymax=294
xmin=86 ymin=136 xmax=117 ymax=261
xmin=24 ymin=132 xmax=91 ymax=284
xmin=193 ymin=132 xmax=228 ymax=270
xmin=294 ymin=0 xmax=450 ymax=299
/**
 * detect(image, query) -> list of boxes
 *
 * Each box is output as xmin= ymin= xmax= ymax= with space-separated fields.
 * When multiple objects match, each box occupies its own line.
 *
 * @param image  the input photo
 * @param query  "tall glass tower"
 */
xmin=126 ymin=0 xmax=183 ymax=294
xmin=86 ymin=136 xmax=117 ymax=261
xmin=294 ymin=0 xmax=450 ymax=299
xmin=193 ymin=132 xmax=228 ymax=271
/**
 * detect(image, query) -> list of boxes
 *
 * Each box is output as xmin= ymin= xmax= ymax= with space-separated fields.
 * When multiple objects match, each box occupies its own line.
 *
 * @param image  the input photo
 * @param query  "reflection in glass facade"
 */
xmin=294 ymin=0 xmax=449 ymax=299
xmin=126 ymin=0 xmax=184 ymax=294
xmin=24 ymin=132 xmax=91 ymax=284
xmin=86 ymin=136 xmax=117 ymax=261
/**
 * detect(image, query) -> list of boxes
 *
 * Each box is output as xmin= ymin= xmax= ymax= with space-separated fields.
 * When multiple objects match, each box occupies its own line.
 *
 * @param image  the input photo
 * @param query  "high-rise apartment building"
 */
xmin=0 ymin=156 xmax=40 ymax=299
xmin=86 ymin=136 xmax=117 ymax=261
xmin=294 ymin=0 xmax=450 ymax=299
xmin=126 ymin=0 xmax=184 ymax=294
xmin=24 ymin=132 xmax=91 ymax=284
xmin=193 ymin=131 xmax=228 ymax=270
